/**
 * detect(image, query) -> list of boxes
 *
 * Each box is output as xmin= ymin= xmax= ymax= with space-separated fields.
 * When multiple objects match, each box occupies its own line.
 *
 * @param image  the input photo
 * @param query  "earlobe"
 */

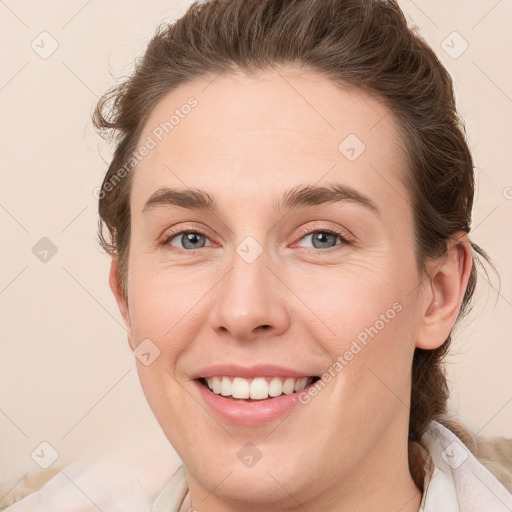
xmin=109 ymin=257 xmax=133 ymax=348
xmin=416 ymin=233 xmax=473 ymax=350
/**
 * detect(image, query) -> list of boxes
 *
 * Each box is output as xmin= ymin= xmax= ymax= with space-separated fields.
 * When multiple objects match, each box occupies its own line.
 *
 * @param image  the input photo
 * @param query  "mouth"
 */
xmin=197 ymin=375 xmax=322 ymax=402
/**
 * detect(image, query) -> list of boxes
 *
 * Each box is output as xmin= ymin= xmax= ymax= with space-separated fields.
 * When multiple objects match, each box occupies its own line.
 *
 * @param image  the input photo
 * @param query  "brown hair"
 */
xmin=93 ymin=0 xmax=495 ymax=445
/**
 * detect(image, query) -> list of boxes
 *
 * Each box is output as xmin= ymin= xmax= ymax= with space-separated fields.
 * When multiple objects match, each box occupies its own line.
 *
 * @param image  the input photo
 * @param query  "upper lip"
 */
xmin=190 ymin=364 xmax=318 ymax=380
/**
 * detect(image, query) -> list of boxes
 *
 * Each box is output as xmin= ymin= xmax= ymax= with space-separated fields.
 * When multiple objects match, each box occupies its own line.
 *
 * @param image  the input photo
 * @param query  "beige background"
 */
xmin=1 ymin=0 xmax=511 ymax=491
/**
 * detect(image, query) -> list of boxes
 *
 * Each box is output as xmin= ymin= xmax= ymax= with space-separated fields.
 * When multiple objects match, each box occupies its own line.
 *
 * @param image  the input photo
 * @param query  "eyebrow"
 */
xmin=142 ymin=184 xmax=380 ymax=216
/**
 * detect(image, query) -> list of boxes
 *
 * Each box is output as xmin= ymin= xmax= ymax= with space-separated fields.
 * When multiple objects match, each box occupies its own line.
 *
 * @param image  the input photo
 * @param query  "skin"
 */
xmin=109 ymin=67 xmax=473 ymax=512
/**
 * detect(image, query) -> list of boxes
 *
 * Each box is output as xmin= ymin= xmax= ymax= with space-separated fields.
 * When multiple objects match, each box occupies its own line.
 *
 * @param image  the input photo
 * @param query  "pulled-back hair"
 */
xmin=93 ymin=0 xmax=494 ymax=445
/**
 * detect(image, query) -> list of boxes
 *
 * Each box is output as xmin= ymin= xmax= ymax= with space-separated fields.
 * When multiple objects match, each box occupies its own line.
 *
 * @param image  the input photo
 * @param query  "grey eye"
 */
xmin=300 ymin=231 xmax=340 ymax=249
xmin=169 ymin=232 xmax=209 ymax=250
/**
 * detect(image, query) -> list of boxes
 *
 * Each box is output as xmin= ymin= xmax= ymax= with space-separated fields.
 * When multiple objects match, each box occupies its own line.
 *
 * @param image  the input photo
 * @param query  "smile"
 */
xmin=199 ymin=375 xmax=319 ymax=400
xmin=193 ymin=370 xmax=322 ymax=425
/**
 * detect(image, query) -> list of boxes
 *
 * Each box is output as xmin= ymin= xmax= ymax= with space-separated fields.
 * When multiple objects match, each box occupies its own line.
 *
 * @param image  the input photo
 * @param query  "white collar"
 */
xmin=417 ymin=421 xmax=512 ymax=511
xmin=151 ymin=421 xmax=512 ymax=512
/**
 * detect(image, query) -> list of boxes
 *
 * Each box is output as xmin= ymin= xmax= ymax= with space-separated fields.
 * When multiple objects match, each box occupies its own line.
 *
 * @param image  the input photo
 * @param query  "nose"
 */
xmin=208 ymin=244 xmax=291 ymax=342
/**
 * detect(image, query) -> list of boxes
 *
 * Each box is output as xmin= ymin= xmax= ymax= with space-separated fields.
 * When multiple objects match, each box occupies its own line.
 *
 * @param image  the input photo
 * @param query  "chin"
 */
xmin=193 ymin=466 xmax=308 ymax=509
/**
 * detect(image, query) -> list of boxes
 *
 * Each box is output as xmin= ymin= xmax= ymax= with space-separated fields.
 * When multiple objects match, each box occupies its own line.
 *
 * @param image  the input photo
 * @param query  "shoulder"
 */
xmin=418 ymin=421 xmax=512 ymax=512
xmin=1 ymin=459 xmax=153 ymax=512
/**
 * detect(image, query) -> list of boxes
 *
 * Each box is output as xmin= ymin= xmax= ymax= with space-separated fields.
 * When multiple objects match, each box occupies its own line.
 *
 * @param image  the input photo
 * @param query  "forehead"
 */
xmin=130 ymin=67 xmax=410 ymax=217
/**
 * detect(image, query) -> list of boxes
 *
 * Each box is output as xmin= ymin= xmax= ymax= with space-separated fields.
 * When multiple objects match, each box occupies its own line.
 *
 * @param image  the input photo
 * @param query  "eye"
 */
xmin=163 ymin=230 xmax=214 ymax=251
xmin=295 ymin=226 xmax=352 ymax=250
xmin=161 ymin=225 xmax=352 ymax=252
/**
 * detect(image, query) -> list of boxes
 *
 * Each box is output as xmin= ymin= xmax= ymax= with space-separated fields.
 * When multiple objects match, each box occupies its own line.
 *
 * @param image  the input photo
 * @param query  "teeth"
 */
xmin=205 ymin=376 xmax=311 ymax=400
xmin=232 ymin=377 xmax=250 ymax=399
xmin=282 ymin=377 xmax=295 ymax=394
xmin=250 ymin=377 xmax=269 ymax=399
xmin=268 ymin=377 xmax=283 ymax=397
xmin=211 ymin=376 xmax=221 ymax=394
xmin=220 ymin=376 xmax=232 ymax=396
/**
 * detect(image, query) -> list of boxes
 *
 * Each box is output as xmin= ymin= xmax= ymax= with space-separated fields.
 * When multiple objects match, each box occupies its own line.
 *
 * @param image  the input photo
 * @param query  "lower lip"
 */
xmin=192 ymin=379 xmax=308 ymax=426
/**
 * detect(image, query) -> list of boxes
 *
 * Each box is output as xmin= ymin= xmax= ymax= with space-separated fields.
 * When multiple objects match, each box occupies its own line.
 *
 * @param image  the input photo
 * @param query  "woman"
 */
xmin=91 ymin=0 xmax=511 ymax=510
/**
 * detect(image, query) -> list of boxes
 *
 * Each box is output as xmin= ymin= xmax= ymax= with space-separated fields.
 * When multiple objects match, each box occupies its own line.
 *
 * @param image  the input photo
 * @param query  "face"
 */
xmin=113 ymin=68 xmax=431 ymax=509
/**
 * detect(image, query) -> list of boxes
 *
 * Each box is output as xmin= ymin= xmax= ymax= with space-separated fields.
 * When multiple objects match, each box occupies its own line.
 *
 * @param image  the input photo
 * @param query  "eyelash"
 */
xmin=161 ymin=224 xmax=352 ymax=253
xmin=294 ymin=225 xmax=352 ymax=252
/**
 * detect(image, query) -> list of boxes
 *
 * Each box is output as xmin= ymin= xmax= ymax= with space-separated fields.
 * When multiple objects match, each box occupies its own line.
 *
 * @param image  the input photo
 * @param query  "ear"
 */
xmin=109 ymin=257 xmax=134 ymax=350
xmin=416 ymin=232 xmax=473 ymax=350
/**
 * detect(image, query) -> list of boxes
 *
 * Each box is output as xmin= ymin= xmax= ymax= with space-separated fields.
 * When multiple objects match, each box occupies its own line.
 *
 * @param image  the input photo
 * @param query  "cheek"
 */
xmin=300 ymin=258 xmax=418 ymax=397
xmin=293 ymin=263 xmax=404 ymax=349
xmin=127 ymin=263 xmax=209 ymax=342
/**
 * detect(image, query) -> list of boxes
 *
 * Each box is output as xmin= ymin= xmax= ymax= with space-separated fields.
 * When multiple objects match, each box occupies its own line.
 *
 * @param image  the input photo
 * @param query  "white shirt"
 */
xmin=5 ymin=421 xmax=512 ymax=512
xmin=416 ymin=421 xmax=512 ymax=511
